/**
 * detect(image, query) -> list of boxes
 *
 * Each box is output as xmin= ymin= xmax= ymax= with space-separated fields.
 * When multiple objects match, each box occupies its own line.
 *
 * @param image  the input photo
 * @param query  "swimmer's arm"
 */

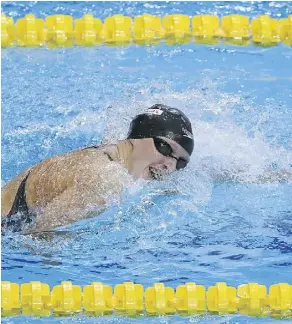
xmin=25 ymin=156 xmax=124 ymax=234
xmin=25 ymin=176 xmax=107 ymax=234
xmin=26 ymin=185 xmax=105 ymax=234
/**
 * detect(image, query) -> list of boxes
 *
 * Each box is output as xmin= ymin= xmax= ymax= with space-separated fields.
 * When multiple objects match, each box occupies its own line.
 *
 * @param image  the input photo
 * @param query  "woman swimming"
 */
xmin=1 ymin=104 xmax=194 ymax=233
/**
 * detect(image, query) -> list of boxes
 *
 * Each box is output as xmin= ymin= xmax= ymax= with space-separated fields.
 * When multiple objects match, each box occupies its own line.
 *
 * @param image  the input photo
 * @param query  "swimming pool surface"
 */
xmin=1 ymin=1 xmax=292 ymax=323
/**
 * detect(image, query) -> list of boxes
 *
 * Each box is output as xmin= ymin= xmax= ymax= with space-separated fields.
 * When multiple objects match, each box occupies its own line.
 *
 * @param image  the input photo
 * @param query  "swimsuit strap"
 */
xmin=7 ymin=171 xmax=31 ymax=217
xmin=83 ymin=145 xmax=113 ymax=161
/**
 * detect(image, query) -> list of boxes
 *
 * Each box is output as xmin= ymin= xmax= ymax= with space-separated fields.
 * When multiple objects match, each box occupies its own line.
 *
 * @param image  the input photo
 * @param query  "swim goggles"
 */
xmin=153 ymin=137 xmax=188 ymax=170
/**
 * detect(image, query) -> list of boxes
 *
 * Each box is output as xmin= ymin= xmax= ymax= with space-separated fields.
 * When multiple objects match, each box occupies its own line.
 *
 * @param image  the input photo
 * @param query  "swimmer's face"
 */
xmin=129 ymin=137 xmax=190 ymax=180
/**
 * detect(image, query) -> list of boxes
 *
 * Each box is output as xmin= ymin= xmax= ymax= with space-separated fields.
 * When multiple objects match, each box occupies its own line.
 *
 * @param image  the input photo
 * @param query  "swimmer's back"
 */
xmin=1 ymin=146 xmax=113 ymax=217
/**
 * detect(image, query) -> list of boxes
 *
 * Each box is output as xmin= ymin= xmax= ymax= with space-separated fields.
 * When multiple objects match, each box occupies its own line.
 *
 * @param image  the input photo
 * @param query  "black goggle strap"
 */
xmin=171 ymin=155 xmax=188 ymax=170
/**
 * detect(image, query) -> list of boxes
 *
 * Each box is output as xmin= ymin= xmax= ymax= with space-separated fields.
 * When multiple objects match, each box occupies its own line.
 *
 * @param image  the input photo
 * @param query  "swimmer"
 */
xmin=1 ymin=104 xmax=194 ymax=234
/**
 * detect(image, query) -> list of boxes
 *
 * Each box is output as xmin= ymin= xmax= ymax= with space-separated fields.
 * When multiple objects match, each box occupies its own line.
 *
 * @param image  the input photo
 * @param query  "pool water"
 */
xmin=1 ymin=1 xmax=292 ymax=323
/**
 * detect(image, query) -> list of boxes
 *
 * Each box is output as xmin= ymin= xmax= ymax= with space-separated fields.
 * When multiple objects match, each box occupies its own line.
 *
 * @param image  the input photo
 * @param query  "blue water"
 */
xmin=1 ymin=1 xmax=292 ymax=323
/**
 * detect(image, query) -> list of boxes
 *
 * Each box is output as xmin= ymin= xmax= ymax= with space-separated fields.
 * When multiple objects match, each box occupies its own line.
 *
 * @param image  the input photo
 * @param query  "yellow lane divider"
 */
xmin=1 ymin=14 xmax=292 ymax=47
xmin=1 ymin=281 xmax=292 ymax=318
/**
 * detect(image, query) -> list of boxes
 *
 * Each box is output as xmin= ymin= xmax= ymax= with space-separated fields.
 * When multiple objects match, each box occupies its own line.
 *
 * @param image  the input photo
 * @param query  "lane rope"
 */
xmin=1 ymin=281 xmax=292 ymax=317
xmin=1 ymin=14 xmax=292 ymax=47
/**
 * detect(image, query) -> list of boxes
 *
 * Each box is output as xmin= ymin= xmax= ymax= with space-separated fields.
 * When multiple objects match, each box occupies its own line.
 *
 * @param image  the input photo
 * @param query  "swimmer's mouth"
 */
xmin=149 ymin=167 xmax=162 ymax=180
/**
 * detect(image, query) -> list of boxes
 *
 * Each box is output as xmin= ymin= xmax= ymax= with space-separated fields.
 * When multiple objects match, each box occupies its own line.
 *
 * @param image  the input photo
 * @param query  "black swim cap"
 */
xmin=127 ymin=104 xmax=194 ymax=155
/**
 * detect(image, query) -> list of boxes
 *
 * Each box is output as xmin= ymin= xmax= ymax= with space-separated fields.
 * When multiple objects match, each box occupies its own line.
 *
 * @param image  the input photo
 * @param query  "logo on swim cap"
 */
xmin=145 ymin=108 xmax=164 ymax=116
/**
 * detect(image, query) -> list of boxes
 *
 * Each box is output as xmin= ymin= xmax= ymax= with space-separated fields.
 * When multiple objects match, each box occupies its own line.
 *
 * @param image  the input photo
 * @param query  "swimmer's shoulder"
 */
xmin=80 ymin=144 xmax=118 ymax=161
xmin=27 ymin=145 xmax=115 ymax=185
xmin=28 ymin=144 xmax=116 ymax=175
xmin=72 ymin=144 xmax=119 ymax=177
xmin=2 ymin=145 xmax=118 ymax=214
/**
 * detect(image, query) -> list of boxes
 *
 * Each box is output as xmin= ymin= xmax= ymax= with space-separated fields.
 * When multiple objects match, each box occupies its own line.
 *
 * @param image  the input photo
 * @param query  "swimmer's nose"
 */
xmin=163 ymin=157 xmax=177 ymax=173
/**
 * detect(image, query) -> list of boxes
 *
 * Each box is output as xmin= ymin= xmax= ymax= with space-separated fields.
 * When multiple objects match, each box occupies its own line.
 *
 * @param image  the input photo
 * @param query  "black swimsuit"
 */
xmin=1 ymin=147 xmax=113 ymax=233
xmin=1 ymin=171 xmax=34 ymax=233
